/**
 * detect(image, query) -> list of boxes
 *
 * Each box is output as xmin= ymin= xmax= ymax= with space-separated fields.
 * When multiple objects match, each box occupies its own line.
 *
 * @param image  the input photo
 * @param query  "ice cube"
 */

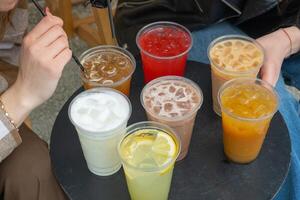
xmin=77 ymin=107 xmax=88 ymax=115
xmin=212 ymin=58 xmax=220 ymax=65
xmin=158 ymin=92 xmax=165 ymax=96
xmin=85 ymin=98 xmax=98 ymax=105
xmin=175 ymin=88 xmax=185 ymax=99
xmin=89 ymin=71 xmax=102 ymax=82
xmin=169 ymin=112 xmax=179 ymax=117
xmin=176 ymin=101 xmax=192 ymax=109
xmin=80 ymin=113 xmax=93 ymax=125
xmin=101 ymin=65 xmax=117 ymax=76
xmin=117 ymin=58 xmax=127 ymax=68
xmin=103 ymin=80 xmax=114 ymax=85
xmin=95 ymin=107 xmax=110 ymax=123
xmin=145 ymin=100 xmax=152 ymax=108
xmin=185 ymin=87 xmax=192 ymax=95
xmin=153 ymin=106 xmax=162 ymax=115
xmin=224 ymin=41 xmax=232 ymax=47
xmin=169 ymin=85 xmax=176 ymax=93
xmin=164 ymin=103 xmax=173 ymax=112
xmin=223 ymin=47 xmax=231 ymax=56
xmin=244 ymin=44 xmax=254 ymax=50
xmin=89 ymin=108 xmax=100 ymax=119
xmin=235 ymin=41 xmax=244 ymax=47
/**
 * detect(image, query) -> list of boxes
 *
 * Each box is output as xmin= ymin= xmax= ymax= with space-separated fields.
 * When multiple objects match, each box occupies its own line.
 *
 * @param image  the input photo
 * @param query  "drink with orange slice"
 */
xmin=118 ymin=122 xmax=180 ymax=200
xmin=218 ymin=78 xmax=279 ymax=163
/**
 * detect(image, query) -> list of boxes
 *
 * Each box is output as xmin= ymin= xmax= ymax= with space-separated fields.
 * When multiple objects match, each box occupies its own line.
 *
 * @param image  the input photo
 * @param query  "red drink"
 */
xmin=136 ymin=22 xmax=193 ymax=83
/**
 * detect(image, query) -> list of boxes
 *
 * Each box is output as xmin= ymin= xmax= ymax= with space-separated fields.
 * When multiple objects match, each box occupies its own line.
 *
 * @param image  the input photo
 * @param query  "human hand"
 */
xmin=15 ymin=9 xmax=72 ymax=109
xmin=1 ymin=9 xmax=72 ymax=126
xmin=257 ymin=26 xmax=300 ymax=86
xmin=257 ymin=30 xmax=289 ymax=86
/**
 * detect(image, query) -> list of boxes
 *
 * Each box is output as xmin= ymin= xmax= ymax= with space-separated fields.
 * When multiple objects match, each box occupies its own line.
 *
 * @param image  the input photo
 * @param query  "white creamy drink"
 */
xmin=69 ymin=88 xmax=131 ymax=176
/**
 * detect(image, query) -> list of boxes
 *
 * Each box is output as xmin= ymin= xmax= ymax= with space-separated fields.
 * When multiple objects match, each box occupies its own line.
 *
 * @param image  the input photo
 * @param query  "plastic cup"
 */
xmin=208 ymin=35 xmax=264 ymax=115
xmin=68 ymin=88 xmax=132 ymax=176
xmin=218 ymin=78 xmax=279 ymax=163
xmin=118 ymin=121 xmax=181 ymax=200
xmin=79 ymin=45 xmax=136 ymax=96
xmin=136 ymin=21 xmax=193 ymax=83
xmin=141 ymin=76 xmax=203 ymax=160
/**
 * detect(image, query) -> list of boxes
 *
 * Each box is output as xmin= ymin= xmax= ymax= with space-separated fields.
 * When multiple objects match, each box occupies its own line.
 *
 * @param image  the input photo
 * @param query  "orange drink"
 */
xmin=80 ymin=45 xmax=136 ymax=96
xmin=208 ymin=35 xmax=264 ymax=115
xmin=218 ymin=78 xmax=279 ymax=163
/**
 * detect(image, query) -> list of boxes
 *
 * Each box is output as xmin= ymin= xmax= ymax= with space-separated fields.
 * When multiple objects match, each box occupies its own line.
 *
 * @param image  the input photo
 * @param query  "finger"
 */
xmin=28 ymin=15 xmax=63 ymax=41
xmin=261 ymin=68 xmax=276 ymax=86
xmin=53 ymin=48 xmax=72 ymax=72
xmin=36 ymin=25 xmax=67 ymax=47
xmin=47 ymin=36 xmax=69 ymax=59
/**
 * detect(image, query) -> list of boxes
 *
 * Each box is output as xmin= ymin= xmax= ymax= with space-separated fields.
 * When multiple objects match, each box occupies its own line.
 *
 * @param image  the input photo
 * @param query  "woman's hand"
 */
xmin=257 ymin=26 xmax=300 ymax=86
xmin=1 ymin=9 xmax=72 ymax=126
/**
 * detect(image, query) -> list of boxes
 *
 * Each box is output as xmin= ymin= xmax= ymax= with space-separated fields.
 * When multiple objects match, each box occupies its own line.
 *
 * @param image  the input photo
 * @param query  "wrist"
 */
xmin=274 ymin=29 xmax=291 ymax=58
xmin=1 ymin=83 xmax=35 ymax=127
xmin=282 ymin=26 xmax=300 ymax=56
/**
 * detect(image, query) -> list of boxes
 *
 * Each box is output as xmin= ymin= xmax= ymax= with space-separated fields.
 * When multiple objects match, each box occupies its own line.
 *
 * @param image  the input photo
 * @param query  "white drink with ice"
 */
xmin=68 ymin=88 xmax=131 ymax=176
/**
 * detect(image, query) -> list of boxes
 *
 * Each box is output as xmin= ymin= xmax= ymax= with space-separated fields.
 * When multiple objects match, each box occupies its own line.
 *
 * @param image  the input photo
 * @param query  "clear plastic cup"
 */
xmin=218 ymin=78 xmax=279 ymax=163
xmin=118 ymin=121 xmax=181 ymax=200
xmin=79 ymin=45 xmax=136 ymax=96
xmin=68 ymin=88 xmax=132 ymax=176
xmin=208 ymin=35 xmax=264 ymax=115
xmin=136 ymin=21 xmax=193 ymax=83
xmin=141 ymin=76 xmax=203 ymax=160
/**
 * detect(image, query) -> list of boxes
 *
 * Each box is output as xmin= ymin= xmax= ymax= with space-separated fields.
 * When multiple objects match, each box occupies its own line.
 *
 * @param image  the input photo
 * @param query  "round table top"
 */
xmin=50 ymin=61 xmax=291 ymax=200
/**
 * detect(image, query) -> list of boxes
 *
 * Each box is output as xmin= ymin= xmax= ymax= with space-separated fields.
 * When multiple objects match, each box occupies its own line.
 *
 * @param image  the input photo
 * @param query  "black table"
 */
xmin=50 ymin=61 xmax=291 ymax=200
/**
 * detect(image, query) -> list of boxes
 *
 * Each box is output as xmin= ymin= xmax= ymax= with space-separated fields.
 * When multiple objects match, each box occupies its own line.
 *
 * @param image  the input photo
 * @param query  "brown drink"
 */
xmin=141 ymin=76 xmax=203 ymax=161
xmin=208 ymin=35 xmax=264 ymax=115
xmin=80 ymin=46 xmax=136 ymax=96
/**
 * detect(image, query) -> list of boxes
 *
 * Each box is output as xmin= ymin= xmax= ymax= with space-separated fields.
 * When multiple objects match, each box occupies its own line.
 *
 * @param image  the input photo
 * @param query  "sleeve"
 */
xmin=0 ymin=108 xmax=22 ymax=163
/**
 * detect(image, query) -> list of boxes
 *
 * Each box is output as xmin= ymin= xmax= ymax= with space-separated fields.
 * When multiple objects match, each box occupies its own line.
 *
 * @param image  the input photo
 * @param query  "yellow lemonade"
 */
xmin=119 ymin=123 xmax=180 ymax=200
xmin=219 ymin=79 xmax=278 ymax=163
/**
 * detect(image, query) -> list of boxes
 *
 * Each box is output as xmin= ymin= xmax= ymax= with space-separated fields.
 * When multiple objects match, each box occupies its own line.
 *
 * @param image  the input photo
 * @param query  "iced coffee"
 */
xmin=208 ymin=35 xmax=264 ymax=115
xmin=80 ymin=45 xmax=136 ymax=96
xmin=141 ymin=76 xmax=203 ymax=160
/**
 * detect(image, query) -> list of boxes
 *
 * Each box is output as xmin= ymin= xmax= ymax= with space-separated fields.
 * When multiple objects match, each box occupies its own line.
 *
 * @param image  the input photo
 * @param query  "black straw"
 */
xmin=106 ymin=0 xmax=116 ymax=39
xmin=31 ymin=0 xmax=85 ymax=72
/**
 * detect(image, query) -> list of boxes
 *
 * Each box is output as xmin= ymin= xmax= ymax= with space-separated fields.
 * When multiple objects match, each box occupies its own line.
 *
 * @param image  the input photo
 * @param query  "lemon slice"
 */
xmin=120 ymin=129 xmax=177 ymax=174
xmin=152 ymin=132 xmax=176 ymax=166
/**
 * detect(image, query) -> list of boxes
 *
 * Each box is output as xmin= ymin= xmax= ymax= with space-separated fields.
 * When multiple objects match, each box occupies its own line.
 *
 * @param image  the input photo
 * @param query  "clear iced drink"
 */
xmin=141 ymin=76 xmax=203 ymax=160
xmin=218 ymin=78 xmax=278 ymax=163
xmin=68 ymin=88 xmax=132 ymax=176
xmin=80 ymin=45 xmax=136 ymax=96
xmin=208 ymin=35 xmax=264 ymax=115
xmin=118 ymin=122 xmax=180 ymax=200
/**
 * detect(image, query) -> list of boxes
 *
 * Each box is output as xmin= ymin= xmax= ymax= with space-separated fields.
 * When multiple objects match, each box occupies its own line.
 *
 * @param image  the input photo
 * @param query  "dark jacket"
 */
xmin=115 ymin=0 xmax=300 ymax=55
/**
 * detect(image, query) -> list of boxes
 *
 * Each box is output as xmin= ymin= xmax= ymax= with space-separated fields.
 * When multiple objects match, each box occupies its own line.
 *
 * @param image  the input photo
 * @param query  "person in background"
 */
xmin=115 ymin=0 xmax=300 ymax=199
xmin=0 ymin=0 xmax=71 ymax=199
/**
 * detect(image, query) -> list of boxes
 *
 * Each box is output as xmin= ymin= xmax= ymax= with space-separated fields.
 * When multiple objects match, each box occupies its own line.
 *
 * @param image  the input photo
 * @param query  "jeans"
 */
xmin=189 ymin=22 xmax=300 ymax=200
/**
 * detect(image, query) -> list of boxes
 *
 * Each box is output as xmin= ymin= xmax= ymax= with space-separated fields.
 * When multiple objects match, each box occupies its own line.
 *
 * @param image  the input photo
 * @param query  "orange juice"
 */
xmin=218 ymin=78 xmax=278 ymax=163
